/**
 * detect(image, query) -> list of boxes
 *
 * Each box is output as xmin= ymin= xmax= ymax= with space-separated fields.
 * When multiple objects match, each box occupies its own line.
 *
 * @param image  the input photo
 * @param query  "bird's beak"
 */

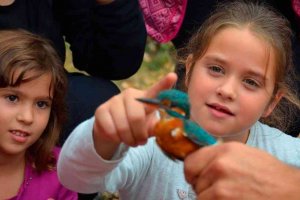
xmin=136 ymin=98 xmax=161 ymax=106
xmin=136 ymin=98 xmax=172 ymax=112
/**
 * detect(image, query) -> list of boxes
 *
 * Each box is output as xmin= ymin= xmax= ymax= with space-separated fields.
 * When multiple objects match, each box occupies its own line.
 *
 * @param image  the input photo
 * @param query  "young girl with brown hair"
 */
xmin=0 ymin=30 xmax=77 ymax=199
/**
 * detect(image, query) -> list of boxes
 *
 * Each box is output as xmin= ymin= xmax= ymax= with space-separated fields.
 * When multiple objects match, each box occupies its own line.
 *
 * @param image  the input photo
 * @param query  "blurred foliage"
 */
xmin=97 ymin=192 xmax=119 ymax=200
xmin=144 ymin=38 xmax=175 ymax=71
xmin=114 ymin=38 xmax=175 ymax=90
xmin=65 ymin=38 xmax=175 ymax=90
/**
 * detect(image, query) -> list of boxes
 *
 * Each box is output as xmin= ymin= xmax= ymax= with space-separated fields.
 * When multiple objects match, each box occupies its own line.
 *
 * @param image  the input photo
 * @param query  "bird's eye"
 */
xmin=161 ymin=99 xmax=172 ymax=107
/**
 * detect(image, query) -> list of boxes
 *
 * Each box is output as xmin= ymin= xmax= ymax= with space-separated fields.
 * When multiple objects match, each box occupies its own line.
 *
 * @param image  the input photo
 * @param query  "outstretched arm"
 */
xmin=57 ymin=73 xmax=177 ymax=192
xmin=184 ymin=142 xmax=300 ymax=200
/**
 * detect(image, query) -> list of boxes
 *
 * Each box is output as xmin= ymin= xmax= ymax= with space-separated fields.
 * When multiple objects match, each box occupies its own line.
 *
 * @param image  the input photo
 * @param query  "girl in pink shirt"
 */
xmin=0 ymin=30 xmax=77 ymax=200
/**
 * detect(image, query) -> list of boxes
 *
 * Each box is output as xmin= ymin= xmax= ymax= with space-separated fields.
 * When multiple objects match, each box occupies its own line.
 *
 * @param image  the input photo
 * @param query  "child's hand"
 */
xmin=93 ymin=73 xmax=177 ymax=159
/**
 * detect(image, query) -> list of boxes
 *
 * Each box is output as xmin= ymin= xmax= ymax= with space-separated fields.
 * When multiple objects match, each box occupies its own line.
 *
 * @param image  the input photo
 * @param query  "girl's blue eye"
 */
xmin=208 ymin=65 xmax=224 ymax=75
xmin=6 ymin=95 xmax=18 ymax=103
xmin=244 ymin=79 xmax=260 ymax=88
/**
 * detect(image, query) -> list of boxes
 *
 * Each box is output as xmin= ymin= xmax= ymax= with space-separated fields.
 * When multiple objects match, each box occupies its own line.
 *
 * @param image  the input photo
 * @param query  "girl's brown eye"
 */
xmin=36 ymin=101 xmax=50 ymax=109
xmin=6 ymin=95 xmax=18 ymax=103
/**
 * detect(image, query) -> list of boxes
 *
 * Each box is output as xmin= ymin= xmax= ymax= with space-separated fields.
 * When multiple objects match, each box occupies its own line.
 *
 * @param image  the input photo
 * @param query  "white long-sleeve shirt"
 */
xmin=58 ymin=117 xmax=300 ymax=200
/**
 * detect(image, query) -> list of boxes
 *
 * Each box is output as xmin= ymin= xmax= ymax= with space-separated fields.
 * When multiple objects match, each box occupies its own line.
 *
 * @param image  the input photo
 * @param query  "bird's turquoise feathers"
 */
xmin=157 ymin=89 xmax=190 ymax=118
xmin=157 ymin=89 xmax=217 ymax=146
xmin=183 ymin=120 xmax=217 ymax=146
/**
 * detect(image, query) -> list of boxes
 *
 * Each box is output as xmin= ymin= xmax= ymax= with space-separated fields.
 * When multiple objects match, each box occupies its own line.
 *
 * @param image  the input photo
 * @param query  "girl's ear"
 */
xmin=262 ymin=90 xmax=284 ymax=117
xmin=185 ymin=55 xmax=193 ymax=87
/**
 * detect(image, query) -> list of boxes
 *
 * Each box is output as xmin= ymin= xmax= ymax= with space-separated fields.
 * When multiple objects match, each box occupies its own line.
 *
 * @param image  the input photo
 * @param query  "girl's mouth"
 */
xmin=11 ymin=130 xmax=29 ymax=137
xmin=10 ymin=130 xmax=30 ymax=143
xmin=207 ymin=103 xmax=234 ymax=116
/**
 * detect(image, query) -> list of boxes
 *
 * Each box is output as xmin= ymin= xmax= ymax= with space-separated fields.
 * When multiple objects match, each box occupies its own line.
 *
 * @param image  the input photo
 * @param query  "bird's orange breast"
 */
xmin=154 ymin=117 xmax=199 ymax=160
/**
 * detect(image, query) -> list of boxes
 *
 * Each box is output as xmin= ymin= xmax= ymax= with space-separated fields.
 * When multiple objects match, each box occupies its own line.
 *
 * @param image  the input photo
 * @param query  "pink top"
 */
xmin=292 ymin=0 xmax=300 ymax=34
xmin=8 ymin=147 xmax=77 ymax=200
xmin=139 ymin=0 xmax=187 ymax=43
xmin=293 ymin=0 xmax=300 ymax=18
xmin=292 ymin=0 xmax=300 ymax=18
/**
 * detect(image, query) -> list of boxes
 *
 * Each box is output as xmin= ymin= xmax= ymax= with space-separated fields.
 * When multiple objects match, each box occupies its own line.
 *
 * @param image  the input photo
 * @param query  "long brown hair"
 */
xmin=0 ymin=29 xmax=67 ymax=173
xmin=178 ymin=0 xmax=300 ymax=132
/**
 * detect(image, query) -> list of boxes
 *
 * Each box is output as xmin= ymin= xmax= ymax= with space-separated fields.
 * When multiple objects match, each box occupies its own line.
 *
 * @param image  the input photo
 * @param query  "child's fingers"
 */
xmin=94 ymin=73 xmax=177 ymax=146
xmin=94 ymin=100 xmax=121 ymax=143
xmin=109 ymin=95 xmax=137 ymax=146
xmin=124 ymin=89 xmax=150 ymax=145
xmin=143 ymin=72 xmax=178 ymax=114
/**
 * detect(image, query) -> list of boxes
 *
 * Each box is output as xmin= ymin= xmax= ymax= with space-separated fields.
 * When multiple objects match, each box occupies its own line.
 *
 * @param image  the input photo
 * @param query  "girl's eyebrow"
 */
xmin=3 ymin=87 xmax=53 ymax=101
xmin=203 ymin=54 xmax=227 ymax=65
xmin=246 ymin=71 xmax=266 ymax=80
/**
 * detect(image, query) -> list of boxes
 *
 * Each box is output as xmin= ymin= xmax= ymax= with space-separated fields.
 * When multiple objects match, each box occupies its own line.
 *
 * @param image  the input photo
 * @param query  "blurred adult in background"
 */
xmin=0 ymin=0 xmax=146 ymax=144
xmin=0 ymin=0 xmax=146 ymax=199
xmin=139 ymin=0 xmax=300 ymax=136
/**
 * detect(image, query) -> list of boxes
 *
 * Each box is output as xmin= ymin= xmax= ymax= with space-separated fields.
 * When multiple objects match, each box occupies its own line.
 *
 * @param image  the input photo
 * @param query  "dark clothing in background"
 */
xmin=0 ymin=0 xmax=146 ymax=79
xmin=0 ymin=0 xmax=147 ymax=143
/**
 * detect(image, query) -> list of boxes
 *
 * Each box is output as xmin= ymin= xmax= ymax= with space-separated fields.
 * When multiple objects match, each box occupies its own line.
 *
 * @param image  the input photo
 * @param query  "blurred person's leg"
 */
xmin=62 ymin=72 xmax=120 ymax=200
xmin=60 ymin=72 xmax=120 ymax=145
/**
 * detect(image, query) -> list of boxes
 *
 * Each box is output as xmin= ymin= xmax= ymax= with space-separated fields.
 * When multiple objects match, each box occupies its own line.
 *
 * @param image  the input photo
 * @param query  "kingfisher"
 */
xmin=137 ymin=89 xmax=218 ymax=160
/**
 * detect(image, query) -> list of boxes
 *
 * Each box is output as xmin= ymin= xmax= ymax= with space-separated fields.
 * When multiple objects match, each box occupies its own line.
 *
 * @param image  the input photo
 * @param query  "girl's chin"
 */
xmin=209 ymin=131 xmax=249 ymax=143
xmin=205 ymin=128 xmax=239 ymax=139
xmin=198 ymin=125 xmax=226 ymax=137
xmin=209 ymin=132 xmax=230 ymax=138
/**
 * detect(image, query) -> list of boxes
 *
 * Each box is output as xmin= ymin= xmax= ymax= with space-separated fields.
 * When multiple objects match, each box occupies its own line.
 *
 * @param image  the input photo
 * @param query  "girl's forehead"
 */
xmin=208 ymin=27 xmax=274 ymax=62
xmin=10 ymin=68 xmax=49 ymax=82
xmin=9 ymin=68 xmax=53 ymax=91
xmin=203 ymin=27 xmax=276 ymax=80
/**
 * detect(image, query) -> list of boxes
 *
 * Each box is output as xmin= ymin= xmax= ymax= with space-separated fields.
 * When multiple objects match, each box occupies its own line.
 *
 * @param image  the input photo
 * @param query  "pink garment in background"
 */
xmin=292 ymin=0 xmax=300 ymax=26
xmin=293 ymin=0 xmax=300 ymax=17
xmin=292 ymin=0 xmax=300 ymax=31
xmin=139 ymin=0 xmax=187 ymax=43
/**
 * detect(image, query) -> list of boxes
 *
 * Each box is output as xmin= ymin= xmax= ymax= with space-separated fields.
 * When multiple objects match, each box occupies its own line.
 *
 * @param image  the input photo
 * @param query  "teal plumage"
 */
xmin=157 ymin=89 xmax=217 ymax=146
xmin=183 ymin=120 xmax=217 ymax=146
xmin=157 ymin=89 xmax=190 ymax=119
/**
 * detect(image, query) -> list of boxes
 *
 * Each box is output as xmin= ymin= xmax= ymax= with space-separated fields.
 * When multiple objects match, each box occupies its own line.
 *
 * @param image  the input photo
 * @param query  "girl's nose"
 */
xmin=16 ymin=104 xmax=34 ymax=124
xmin=216 ymin=77 xmax=237 ymax=101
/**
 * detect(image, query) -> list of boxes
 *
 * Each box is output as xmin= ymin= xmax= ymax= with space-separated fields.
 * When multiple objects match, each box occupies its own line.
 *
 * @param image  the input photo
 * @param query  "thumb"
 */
xmin=144 ymin=72 xmax=177 ymax=113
